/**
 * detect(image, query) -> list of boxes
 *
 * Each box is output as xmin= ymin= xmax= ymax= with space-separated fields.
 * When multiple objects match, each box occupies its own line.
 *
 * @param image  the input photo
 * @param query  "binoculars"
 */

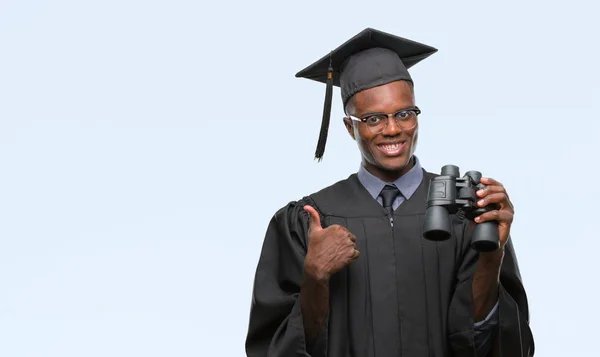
xmin=422 ymin=165 xmax=500 ymax=252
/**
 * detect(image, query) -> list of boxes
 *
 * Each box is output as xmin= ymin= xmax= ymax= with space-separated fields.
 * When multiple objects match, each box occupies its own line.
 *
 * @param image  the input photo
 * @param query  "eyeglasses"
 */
xmin=348 ymin=106 xmax=421 ymax=134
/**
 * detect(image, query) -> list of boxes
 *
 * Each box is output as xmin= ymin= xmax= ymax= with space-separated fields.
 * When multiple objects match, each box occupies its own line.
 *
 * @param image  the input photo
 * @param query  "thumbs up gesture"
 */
xmin=303 ymin=205 xmax=360 ymax=283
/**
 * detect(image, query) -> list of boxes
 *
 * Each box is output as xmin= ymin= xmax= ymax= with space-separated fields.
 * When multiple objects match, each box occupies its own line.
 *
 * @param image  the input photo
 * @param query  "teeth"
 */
xmin=380 ymin=143 xmax=400 ymax=150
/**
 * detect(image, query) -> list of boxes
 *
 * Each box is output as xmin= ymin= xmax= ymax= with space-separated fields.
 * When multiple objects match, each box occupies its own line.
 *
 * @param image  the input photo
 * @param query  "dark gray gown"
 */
xmin=245 ymin=170 xmax=534 ymax=357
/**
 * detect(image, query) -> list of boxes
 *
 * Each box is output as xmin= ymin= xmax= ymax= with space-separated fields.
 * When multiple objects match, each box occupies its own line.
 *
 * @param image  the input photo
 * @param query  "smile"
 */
xmin=376 ymin=141 xmax=407 ymax=156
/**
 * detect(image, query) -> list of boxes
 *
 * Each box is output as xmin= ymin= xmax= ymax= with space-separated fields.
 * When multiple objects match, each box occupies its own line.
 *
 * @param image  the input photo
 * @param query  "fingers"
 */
xmin=331 ymin=224 xmax=356 ymax=242
xmin=477 ymin=182 xmax=514 ymax=211
xmin=347 ymin=230 xmax=356 ymax=242
xmin=480 ymin=177 xmax=503 ymax=187
xmin=303 ymin=205 xmax=323 ymax=232
xmin=476 ymin=184 xmax=505 ymax=197
xmin=477 ymin=192 xmax=511 ymax=209
xmin=345 ymin=245 xmax=360 ymax=262
xmin=345 ymin=229 xmax=358 ymax=260
xmin=337 ymin=226 xmax=359 ymax=261
xmin=475 ymin=209 xmax=513 ymax=224
xmin=477 ymin=183 xmax=509 ymax=203
xmin=480 ymin=178 xmax=510 ymax=200
xmin=351 ymin=248 xmax=360 ymax=261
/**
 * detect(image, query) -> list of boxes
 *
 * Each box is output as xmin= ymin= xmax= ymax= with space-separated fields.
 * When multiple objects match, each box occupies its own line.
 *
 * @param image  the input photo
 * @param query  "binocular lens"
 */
xmin=422 ymin=206 xmax=452 ymax=241
xmin=471 ymin=222 xmax=500 ymax=252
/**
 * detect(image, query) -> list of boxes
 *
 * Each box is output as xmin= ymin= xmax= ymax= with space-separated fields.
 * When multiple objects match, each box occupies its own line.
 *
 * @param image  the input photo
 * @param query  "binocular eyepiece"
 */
xmin=422 ymin=165 xmax=500 ymax=252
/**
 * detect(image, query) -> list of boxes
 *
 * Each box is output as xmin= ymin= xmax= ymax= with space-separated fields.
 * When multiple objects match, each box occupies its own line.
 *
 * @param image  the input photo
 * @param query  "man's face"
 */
xmin=343 ymin=80 xmax=419 ymax=180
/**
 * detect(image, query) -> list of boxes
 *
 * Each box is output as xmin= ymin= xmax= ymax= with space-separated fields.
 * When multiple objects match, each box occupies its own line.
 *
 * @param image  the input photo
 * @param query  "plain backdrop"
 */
xmin=1 ymin=0 xmax=599 ymax=356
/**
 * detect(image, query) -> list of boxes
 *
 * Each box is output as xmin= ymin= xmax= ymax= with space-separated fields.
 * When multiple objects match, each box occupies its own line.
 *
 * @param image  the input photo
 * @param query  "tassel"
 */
xmin=315 ymin=56 xmax=334 ymax=162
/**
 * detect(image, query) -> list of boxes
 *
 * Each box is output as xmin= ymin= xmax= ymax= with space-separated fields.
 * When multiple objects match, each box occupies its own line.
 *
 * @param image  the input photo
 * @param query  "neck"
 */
xmin=363 ymin=156 xmax=416 ymax=182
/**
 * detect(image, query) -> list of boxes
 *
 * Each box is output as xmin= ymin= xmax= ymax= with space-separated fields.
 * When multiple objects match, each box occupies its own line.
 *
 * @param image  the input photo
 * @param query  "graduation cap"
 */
xmin=295 ymin=27 xmax=438 ymax=161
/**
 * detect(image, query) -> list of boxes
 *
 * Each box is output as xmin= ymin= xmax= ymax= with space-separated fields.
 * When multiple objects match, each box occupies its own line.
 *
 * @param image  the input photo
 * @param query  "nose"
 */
xmin=381 ymin=116 xmax=402 ymax=136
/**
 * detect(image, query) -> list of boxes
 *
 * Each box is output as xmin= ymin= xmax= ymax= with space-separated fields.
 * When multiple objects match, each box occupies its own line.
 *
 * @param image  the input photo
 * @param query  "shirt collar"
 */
xmin=357 ymin=156 xmax=424 ymax=200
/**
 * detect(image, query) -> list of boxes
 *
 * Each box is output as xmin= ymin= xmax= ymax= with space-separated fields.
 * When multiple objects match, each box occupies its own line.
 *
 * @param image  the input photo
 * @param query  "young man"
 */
xmin=245 ymin=28 xmax=534 ymax=357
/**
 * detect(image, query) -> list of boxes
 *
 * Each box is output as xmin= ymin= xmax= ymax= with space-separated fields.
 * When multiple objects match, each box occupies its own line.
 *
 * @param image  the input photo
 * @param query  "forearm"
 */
xmin=472 ymin=249 xmax=504 ymax=322
xmin=299 ymin=273 xmax=330 ymax=352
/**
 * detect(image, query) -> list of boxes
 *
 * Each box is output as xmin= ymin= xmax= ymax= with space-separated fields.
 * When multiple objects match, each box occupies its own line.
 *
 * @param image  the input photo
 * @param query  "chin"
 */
xmin=377 ymin=155 xmax=412 ymax=172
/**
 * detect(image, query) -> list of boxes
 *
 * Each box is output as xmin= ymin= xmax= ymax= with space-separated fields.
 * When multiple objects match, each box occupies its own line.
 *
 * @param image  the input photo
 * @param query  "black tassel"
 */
xmin=315 ymin=61 xmax=334 ymax=162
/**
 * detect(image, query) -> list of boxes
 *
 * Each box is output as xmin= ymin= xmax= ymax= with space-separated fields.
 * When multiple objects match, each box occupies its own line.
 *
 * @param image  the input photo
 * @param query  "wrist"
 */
xmin=303 ymin=259 xmax=330 ymax=285
xmin=478 ymin=247 xmax=504 ymax=265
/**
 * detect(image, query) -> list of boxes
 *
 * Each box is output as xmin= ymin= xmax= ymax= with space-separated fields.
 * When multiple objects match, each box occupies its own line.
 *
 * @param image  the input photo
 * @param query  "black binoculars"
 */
xmin=422 ymin=165 xmax=500 ymax=252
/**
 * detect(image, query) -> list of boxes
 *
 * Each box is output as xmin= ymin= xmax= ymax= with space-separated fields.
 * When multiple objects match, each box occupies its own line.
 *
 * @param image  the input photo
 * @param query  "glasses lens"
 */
xmin=365 ymin=115 xmax=387 ymax=134
xmin=395 ymin=110 xmax=417 ymax=129
xmin=366 ymin=111 xmax=418 ymax=134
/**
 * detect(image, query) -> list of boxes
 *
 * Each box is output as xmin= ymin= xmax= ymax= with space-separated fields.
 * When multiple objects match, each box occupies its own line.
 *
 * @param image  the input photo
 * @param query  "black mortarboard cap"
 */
xmin=295 ymin=28 xmax=438 ymax=161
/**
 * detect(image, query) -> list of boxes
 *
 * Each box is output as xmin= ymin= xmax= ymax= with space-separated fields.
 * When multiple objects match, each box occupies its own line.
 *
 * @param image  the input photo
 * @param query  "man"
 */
xmin=245 ymin=28 xmax=534 ymax=357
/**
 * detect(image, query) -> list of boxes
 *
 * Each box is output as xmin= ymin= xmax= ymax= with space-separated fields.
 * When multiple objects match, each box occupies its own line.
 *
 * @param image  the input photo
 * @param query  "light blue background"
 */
xmin=1 ymin=0 xmax=598 ymax=355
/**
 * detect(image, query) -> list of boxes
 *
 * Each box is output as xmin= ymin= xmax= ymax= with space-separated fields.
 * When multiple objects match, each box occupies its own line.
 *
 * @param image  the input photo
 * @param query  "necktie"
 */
xmin=380 ymin=185 xmax=401 ymax=226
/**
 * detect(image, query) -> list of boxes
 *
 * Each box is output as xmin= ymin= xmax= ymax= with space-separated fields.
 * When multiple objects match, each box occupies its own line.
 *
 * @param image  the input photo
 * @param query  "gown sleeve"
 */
xmin=245 ymin=199 xmax=329 ymax=357
xmin=447 ymin=219 xmax=535 ymax=357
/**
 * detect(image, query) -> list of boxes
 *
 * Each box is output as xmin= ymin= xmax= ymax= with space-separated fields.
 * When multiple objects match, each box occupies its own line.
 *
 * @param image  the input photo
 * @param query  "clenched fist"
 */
xmin=303 ymin=205 xmax=360 ymax=283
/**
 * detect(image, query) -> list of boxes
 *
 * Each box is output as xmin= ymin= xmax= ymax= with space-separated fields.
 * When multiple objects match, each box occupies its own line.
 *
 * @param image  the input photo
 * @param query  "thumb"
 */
xmin=303 ymin=205 xmax=323 ymax=232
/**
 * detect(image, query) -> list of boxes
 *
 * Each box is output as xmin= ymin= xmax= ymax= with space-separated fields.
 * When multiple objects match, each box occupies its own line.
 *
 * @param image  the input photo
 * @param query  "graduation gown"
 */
xmin=245 ymin=170 xmax=534 ymax=357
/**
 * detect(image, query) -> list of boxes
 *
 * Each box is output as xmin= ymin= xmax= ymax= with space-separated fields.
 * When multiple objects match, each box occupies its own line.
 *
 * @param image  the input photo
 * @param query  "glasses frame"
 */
xmin=347 ymin=106 xmax=421 ymax=134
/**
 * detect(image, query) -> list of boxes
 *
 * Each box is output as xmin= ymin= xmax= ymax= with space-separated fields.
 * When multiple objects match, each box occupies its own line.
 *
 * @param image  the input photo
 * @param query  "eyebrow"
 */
xmin=357 ymin=106 xmax=417 ymax=117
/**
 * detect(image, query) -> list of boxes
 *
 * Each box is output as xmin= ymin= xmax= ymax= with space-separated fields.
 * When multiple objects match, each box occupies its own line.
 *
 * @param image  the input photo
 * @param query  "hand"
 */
xmin=303 ymin=205 xmax=360 ymax=282
xmin=475 ymin=177 xmax=514 ymax=250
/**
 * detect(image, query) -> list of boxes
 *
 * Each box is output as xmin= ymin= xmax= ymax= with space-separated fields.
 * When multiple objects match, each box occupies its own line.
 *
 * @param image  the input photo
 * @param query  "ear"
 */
xmin=343 ymin=117 xmax=356 ymax=140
